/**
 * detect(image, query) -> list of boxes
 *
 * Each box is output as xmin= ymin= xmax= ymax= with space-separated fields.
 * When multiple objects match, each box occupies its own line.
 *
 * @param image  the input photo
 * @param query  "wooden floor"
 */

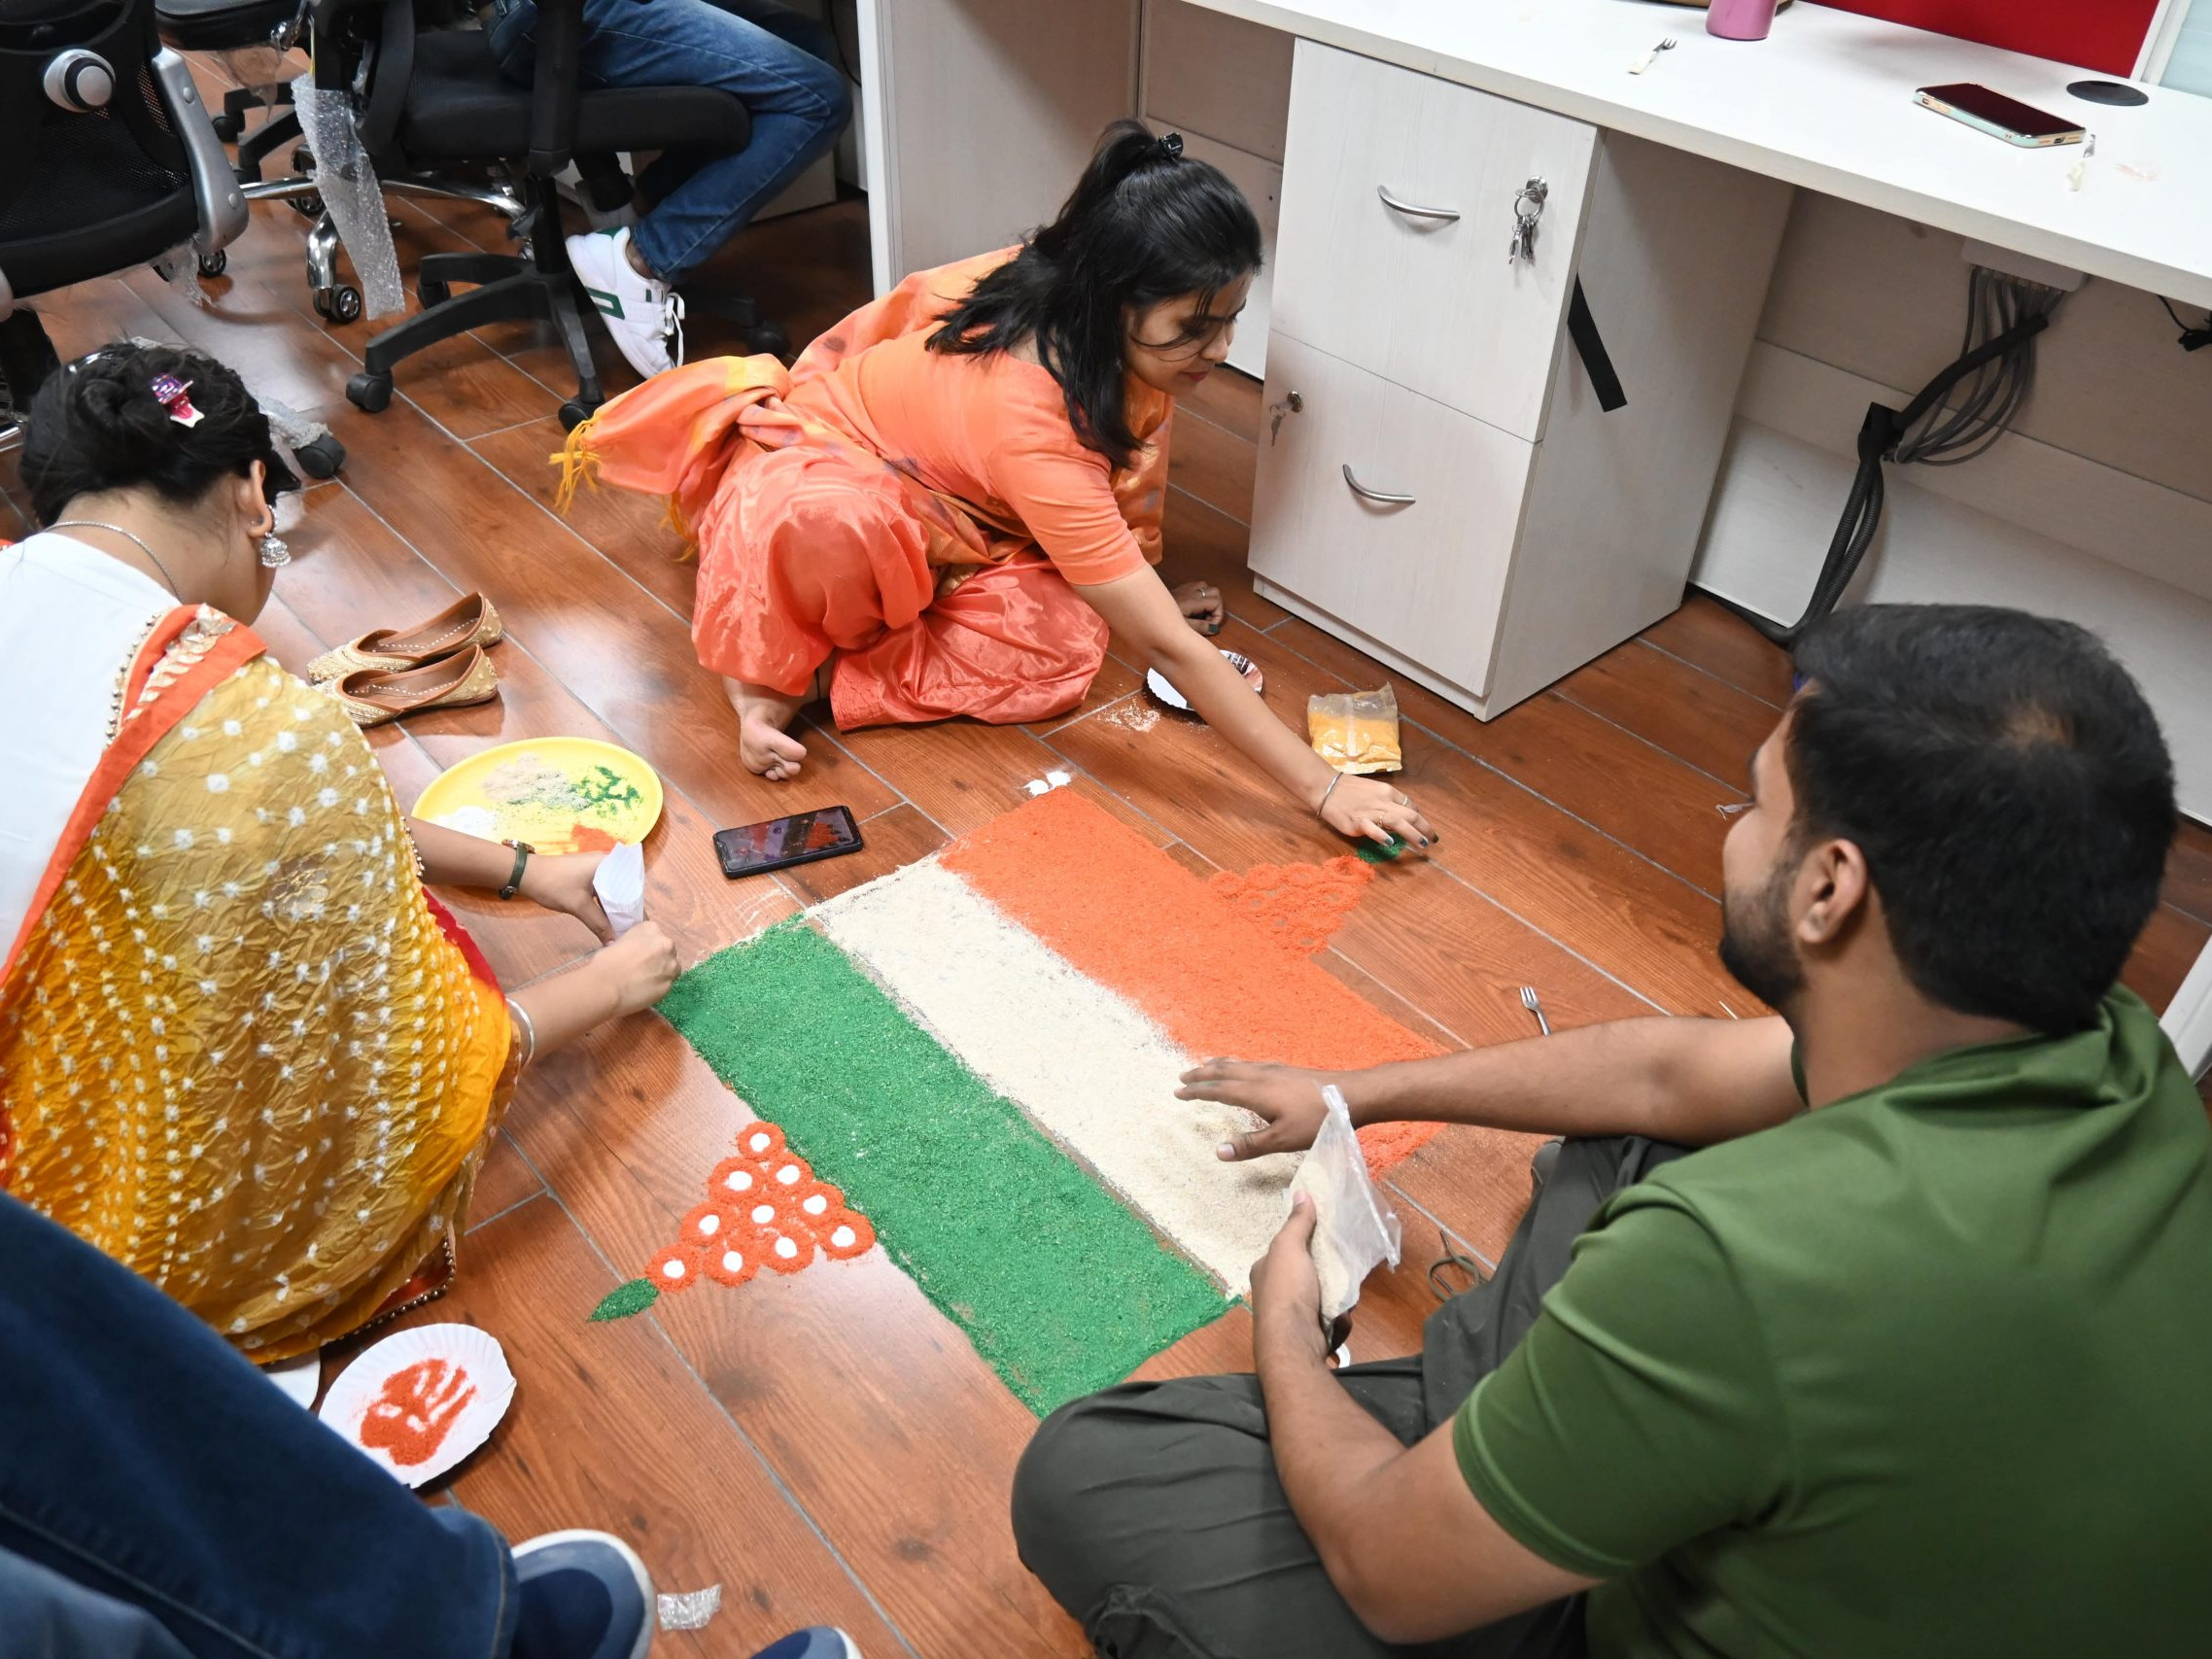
xmin=10 ymin=54 xmax=2211 ymax=1657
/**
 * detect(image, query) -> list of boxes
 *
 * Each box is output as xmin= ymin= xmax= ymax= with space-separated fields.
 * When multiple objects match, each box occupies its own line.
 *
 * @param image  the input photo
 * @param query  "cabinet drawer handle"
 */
xmin=1342 ymin=464 xmax=1416 ymax=506
xmin=1376 ymin=185 xmax=1460 ymax=224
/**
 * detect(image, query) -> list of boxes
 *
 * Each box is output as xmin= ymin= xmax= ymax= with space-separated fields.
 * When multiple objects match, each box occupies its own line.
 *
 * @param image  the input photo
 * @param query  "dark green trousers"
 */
xmin=1012 ymin=1136 xmax=1689 ymax=1659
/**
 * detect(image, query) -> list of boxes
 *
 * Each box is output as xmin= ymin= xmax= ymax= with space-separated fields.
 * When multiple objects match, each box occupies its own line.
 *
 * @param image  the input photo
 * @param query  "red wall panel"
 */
xmin=1816 ymin=1 xmax=2160 ymax=76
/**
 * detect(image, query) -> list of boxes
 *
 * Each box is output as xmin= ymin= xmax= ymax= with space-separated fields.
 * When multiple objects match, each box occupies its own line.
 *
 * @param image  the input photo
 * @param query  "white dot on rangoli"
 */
xmin=775 ymin=1236 xmax=799 ymax=1260
xmin=750 ymin=1203 xmax=776 ymax=1226
xmin=803 ymin=1193 xmax=828 ymax=1216
xmin=776 ymin=1164 xmax=801 ymax=1186
xmin=663 ymin=1259 xmax=686 ymax=1280
xmin=722 ymin=1170 xmax=752 ymax=1192
xmin=720 ymin=1250 xmax=744 ymax=1272
xmin=697 ymin=1213 xmax=721 ymax=1236
xmin=831 ymin=1226 xmax=857 ymax=1250
xmin=747 ymin=1132 xmax=770 ymax=1153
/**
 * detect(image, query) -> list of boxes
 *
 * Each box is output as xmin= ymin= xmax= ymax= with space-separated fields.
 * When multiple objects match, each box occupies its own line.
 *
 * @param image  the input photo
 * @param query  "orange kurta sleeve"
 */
xmin=988 ymin=432 xmax=1152 ymax=586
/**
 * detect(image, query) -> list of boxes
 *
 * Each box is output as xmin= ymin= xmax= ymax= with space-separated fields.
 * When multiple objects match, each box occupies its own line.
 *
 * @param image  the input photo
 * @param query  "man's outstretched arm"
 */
xmin=1182 ymin=1015 xmax=1801 ymax=1162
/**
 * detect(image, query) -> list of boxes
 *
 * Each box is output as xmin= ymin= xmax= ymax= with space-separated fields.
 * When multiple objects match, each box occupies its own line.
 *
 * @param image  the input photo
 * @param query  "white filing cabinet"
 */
xmin=1250 ymin=41 xmax=1795 ymax=717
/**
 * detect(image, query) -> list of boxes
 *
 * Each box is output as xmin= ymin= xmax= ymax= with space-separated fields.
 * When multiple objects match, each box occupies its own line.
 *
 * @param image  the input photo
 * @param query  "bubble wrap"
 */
xmin=290 ymin=76 xmax=404 ymax=318
xmin=150 ymin=243 xmax=207 ymax=307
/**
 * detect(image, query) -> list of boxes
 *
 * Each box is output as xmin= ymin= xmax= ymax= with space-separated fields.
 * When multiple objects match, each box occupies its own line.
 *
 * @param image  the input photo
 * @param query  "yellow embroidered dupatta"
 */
xmin=0 ymin=607 xmax=512 ymax=1360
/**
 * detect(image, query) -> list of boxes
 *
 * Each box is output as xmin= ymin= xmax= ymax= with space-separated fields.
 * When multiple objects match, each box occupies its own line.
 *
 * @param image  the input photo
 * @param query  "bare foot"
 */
xmin=723 ymin=677 xmax=811 ymax=780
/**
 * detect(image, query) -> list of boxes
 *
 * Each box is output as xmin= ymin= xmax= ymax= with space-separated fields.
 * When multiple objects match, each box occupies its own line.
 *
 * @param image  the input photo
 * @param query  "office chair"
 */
xmin=154 ymin=0 xmax=528 ymax=323
xmin=325 ymin=0 xmax=785 ymax=427
xmin=0 ymin=0 xmax=308 ymax=456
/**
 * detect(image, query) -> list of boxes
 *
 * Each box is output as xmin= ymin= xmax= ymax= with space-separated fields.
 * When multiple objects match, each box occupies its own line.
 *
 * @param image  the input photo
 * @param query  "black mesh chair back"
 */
xmin=0 ymin=0 xmax=245 ymax=437
xmin=0 ymin=0 xmax=200 ymax=299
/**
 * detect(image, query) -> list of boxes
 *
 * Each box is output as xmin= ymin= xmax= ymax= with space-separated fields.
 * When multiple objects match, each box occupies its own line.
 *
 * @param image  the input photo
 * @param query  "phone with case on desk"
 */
xmin=1916 ymin=83 xmax=2086 ymax=148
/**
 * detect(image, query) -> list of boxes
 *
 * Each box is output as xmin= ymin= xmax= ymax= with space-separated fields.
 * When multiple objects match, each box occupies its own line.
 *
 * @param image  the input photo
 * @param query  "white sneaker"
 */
xmin=566 ymin=226 xmax=685 ymax=381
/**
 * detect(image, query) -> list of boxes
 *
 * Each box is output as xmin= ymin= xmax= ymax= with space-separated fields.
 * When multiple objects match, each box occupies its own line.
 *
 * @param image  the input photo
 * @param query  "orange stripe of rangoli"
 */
xmin=939 ymin=789 xmax=1442 ymax=1174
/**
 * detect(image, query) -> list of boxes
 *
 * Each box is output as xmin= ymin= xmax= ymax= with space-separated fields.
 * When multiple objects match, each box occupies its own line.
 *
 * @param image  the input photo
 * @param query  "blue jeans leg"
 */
xmin=490 ymin=0 xmax=850 ymax=285
xmin=599 ymin=0 xmax=850 ymax=282
xmin=0 ymin=1547 xmax=195 ymax=1659
xmin=0 ymin=1193 xmax=517 ymax=1659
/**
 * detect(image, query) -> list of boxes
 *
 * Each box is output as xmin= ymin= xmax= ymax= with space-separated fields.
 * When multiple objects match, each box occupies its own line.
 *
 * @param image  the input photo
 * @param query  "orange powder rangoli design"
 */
xmin=592 ymin=1120 xmax=874 ymax=1320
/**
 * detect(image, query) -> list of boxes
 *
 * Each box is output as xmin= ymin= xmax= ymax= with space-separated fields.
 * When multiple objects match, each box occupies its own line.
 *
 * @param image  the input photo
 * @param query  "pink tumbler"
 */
xmin=1706 ymin=0 xmax=1778 ymax=40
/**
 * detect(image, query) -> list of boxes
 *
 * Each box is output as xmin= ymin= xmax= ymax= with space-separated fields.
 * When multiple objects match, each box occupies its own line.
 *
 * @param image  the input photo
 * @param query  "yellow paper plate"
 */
xmin=413 ymin=737 xmax=664 ymax=855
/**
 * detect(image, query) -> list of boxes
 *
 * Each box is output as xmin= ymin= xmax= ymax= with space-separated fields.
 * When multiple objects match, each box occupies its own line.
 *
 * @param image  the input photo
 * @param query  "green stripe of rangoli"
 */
xmin=658 ymin=917 xmax=1227 ymax=1414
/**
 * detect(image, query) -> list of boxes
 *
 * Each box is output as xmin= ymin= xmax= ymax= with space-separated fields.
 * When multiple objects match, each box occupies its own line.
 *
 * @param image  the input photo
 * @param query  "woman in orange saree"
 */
xmin=0 ymin=344 xmax=679 ymax=1361
xmin=561 ymin=122 xmax=1434 ymax=849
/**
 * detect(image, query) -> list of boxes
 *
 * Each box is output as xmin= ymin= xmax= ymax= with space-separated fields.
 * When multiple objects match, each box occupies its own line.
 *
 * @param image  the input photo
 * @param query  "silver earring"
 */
xmin=258 ymin=533 xmax=292 ymax=569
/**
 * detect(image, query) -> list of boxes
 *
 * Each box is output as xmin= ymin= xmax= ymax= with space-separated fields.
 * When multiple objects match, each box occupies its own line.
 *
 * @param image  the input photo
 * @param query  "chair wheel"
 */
xmin=212 ymin=113 xmax=241 ymax=142
xmin=196 ymin=248 xmax=228 ymax=278
xmin=290 ymin=191 xmax=325 ymax=220
xmin=346 ymin=371 xmax=394 ymax=414
xmin=294 ymin=433 xmax=346 ymax=479
xmin=418 ymin=279 xmax=450 ymax=308
xmin=558 ymin=398 xmax=597 ymax=432
xmin=744 ymin=321 xmax=791 ymax=359
xmin=293 ymin=145 xmax=315 ymax=174
xmin=315 ymin=286 xmax=363 ymax=326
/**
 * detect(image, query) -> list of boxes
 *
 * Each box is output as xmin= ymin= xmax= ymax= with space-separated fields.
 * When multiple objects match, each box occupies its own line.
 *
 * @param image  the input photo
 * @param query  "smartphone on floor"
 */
xmin=713 ymin=806 xmax=865 ymax=879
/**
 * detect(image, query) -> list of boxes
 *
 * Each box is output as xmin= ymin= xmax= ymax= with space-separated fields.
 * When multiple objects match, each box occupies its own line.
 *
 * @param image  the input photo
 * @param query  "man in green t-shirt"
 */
xmin=1014 ymin=604 xmax=2212 ymax=1657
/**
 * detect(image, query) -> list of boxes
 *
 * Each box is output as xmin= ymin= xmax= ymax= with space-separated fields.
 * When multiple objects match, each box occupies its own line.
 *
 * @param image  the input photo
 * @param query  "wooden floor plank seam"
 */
xmin=1636 ymin=633 xmax=1788 ymax=711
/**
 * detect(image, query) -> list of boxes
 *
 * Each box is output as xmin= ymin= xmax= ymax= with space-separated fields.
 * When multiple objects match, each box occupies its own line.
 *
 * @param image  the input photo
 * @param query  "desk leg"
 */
xmin=850 ymin=0 xmax=1140 ymax=294
xmin=2163 ymin=935 xmax=2212 ymax=1082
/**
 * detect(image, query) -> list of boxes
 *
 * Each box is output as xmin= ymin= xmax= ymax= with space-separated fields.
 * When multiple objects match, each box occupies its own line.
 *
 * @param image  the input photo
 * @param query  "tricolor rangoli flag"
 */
xmin=654 ymin=791 xmax=1483 ymax=1412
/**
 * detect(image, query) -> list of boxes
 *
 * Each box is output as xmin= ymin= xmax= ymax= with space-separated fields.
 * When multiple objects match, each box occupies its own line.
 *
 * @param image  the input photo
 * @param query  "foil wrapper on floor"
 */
xmin=290 ymin=77 xmax=406 ymax=318
xmin=657 ymin=1586 xmax=723 ymax=1631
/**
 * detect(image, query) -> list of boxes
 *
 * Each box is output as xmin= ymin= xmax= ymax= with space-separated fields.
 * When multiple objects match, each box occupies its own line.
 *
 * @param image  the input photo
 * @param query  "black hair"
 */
xmin=20 ymin=341 xmax=298 ymax=528
xmin=928 ymin=121 xmax=1263 ymax=469
xmin=1787 ymin=604 xmax=2176 ymax=1034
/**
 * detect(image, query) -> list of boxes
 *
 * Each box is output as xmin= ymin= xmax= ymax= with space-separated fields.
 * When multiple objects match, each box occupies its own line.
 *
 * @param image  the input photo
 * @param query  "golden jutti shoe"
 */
xmin=324 ymin=644 xmax=501 ymax=727
xmin=307 ymin=593 xmax=502 ymax=681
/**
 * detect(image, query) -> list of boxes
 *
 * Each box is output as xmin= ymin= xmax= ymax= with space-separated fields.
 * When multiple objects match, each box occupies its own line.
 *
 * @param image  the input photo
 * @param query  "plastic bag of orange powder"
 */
xmin=1307 ymin=686 xmax=1402 ymax=775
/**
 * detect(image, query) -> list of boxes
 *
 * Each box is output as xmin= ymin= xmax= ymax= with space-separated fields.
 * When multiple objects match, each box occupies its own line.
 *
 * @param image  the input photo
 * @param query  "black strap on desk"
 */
xmin=1568 ymin=278 xmax=1626 ymax=413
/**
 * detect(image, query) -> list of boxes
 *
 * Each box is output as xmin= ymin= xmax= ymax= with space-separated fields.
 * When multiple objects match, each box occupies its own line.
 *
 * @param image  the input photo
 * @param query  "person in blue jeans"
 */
xmin=0 ymin=1191 xmax=862 ymax=1659
xmin=487 ymin=0 xmax=851 ymax=379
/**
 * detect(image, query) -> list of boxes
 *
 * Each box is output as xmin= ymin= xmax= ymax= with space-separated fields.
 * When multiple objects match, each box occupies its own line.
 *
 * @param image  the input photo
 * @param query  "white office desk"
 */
xmin=1178 ymin=0 xmax=2212 ymax=307
xmin=852 ymin=0 xmax=2212 ymax=1076
xmin=858 ymin=0 xmax=2212 ymax=307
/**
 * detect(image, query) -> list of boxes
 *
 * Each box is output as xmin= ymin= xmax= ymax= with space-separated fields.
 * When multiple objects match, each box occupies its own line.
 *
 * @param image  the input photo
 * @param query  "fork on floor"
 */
xmin=1519 ymin=985 xmax=1552 ymax=1037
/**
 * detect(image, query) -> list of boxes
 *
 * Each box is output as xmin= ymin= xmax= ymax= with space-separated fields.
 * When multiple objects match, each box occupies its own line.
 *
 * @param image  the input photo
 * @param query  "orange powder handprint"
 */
xmin=359 ymin=1358 xmax=478 ymax=1468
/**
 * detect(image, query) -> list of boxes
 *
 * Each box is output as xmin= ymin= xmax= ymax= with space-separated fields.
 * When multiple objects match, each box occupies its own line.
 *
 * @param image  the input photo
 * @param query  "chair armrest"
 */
xmin=152 ymin=49 xmax=250 ymax=254
xmin=529 ymin=0 xmax=585 ymax=176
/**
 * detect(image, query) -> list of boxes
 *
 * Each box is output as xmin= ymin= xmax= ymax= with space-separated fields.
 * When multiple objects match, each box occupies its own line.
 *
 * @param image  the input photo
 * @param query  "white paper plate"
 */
xmin=260 ymin=1349 xmax=322 ymax=1409
xmin=319 ymin=1324 xmax=515 ymax=1488
xmin=1145 ymin=649 xmax=1264 ymax=718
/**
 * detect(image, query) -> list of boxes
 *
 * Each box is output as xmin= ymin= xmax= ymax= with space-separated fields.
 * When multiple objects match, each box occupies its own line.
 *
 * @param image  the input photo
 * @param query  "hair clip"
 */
xmin=1156 ymin=131 xmax=1184 ymax=160
xmin=150 ymin=373 xmax=204 ymax=429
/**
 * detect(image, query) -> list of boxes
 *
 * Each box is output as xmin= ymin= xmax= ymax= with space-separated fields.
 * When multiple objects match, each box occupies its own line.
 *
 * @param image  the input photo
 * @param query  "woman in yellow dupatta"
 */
xmin=0 ymin=344 xmax=679 ymax=1361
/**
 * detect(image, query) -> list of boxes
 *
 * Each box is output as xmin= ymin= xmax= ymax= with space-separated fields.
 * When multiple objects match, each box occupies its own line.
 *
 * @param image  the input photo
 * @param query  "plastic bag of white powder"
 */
xmin=1290 ymin=1085 xmax=1402 ymax=1319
